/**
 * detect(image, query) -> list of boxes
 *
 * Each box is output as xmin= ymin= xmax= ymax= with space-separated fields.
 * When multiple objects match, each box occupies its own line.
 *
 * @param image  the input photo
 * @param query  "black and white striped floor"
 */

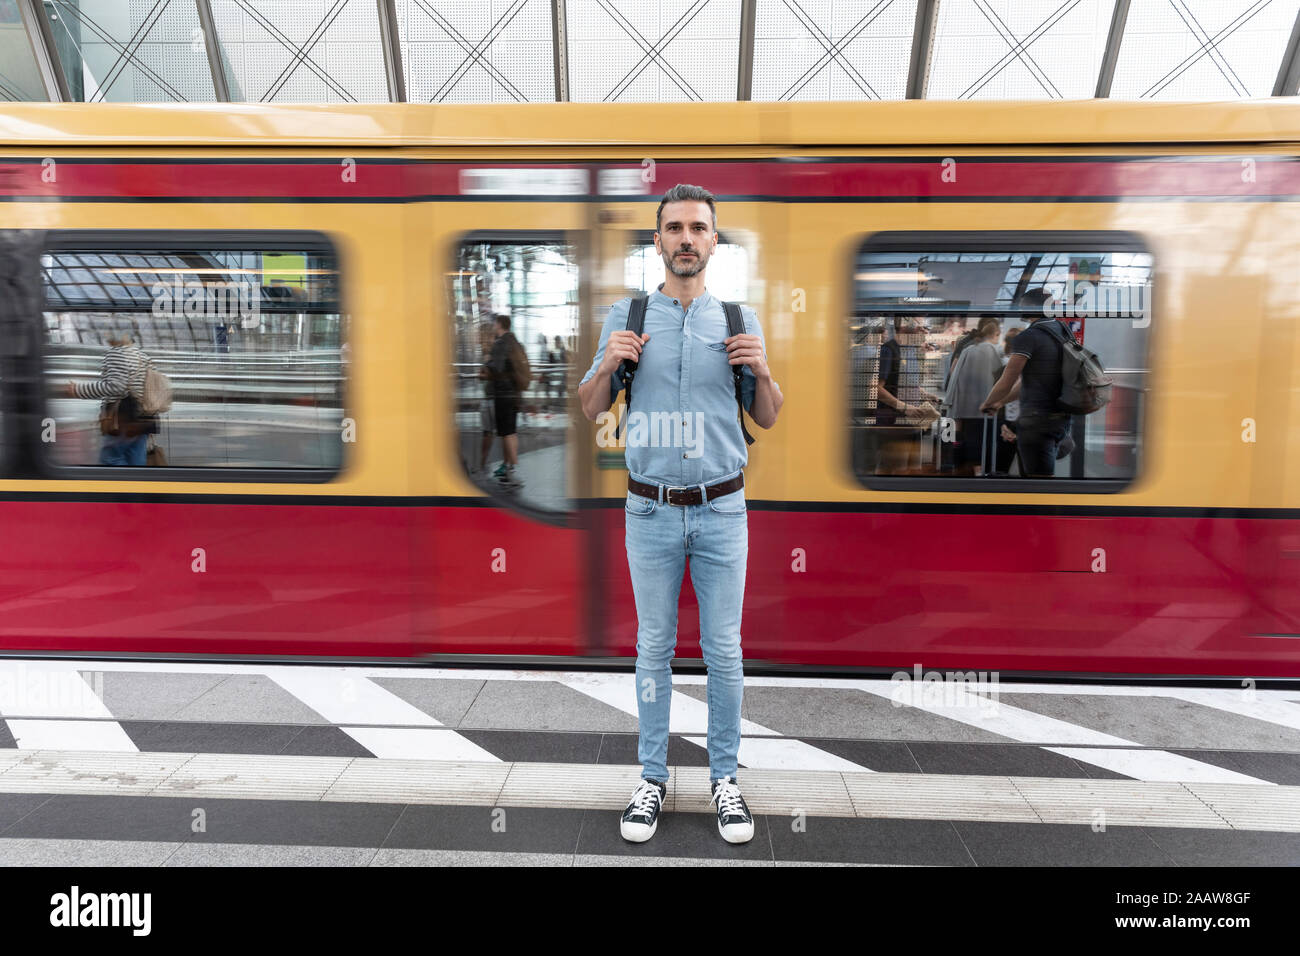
xmin=2 ymin=660 xmax=1299 ymax=865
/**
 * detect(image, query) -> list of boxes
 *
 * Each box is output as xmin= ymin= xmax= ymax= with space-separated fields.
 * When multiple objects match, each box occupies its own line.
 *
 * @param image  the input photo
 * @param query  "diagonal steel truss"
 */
xmin=9 ymin=0 xmax=1300 ymax=103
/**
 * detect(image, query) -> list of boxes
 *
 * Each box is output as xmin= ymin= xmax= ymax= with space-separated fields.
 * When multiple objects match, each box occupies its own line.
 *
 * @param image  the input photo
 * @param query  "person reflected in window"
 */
xmin=483 ymin=312 xmax=523 ymax=489
xmin=945 ymin=316 xmax=1002 ymax=475
xmin=62 ymin=329 xmax=157 ymax=467
xmin=549 ymin=335 xmax=569 ymax=414
xmin=875 ymin=316 xmax=940 ymax=474
xmin=942 ymin=320 xmax=980 ymax=394
xmin=995 ymin=327 xmax=1021 ymax=474
xmin=980 ymin=288 xmax=1073 ymax=477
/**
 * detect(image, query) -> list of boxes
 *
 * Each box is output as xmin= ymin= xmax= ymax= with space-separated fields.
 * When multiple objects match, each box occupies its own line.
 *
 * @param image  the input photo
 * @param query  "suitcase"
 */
xmin=982 ymin=413 xmax=998 ymax=477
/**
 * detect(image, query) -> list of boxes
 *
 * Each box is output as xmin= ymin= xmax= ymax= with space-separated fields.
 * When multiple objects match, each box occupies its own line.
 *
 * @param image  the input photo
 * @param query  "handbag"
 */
xmin=98 ymin=395 xmax=158 ymax=438
xmin=140 ymin=360 xmax=173 ymax=415
xmin=99 ymin=398 xmax=124 ymax=436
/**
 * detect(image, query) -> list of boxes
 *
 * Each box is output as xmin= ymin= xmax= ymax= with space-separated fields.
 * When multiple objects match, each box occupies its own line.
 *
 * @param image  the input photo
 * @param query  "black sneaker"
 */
xmin=710 ymin=776 xmax=754 ymax=844
xmin=620 ymin=779 xmax=666 ymax=842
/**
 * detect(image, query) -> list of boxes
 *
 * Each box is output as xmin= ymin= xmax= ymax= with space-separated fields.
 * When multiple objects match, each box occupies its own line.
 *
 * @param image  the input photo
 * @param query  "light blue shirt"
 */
xmin=579 ymin=283 xmax=764 ymax=487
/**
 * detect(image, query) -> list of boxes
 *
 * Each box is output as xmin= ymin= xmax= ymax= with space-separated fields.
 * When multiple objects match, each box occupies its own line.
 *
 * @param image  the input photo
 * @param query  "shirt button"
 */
xmin=682 ymin=453 xmax=688 ymax=459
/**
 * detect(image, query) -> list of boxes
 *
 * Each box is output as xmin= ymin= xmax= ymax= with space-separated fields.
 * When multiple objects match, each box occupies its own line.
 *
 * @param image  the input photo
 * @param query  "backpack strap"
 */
xmin=1036 ymin=318 xmax=1080 ymax=414
xmin=723 ymin=301 xmax=755 ymax=446
xmin=1038 ymin=317 xmax=1073 ymax=347
xmin=614 ymin=295 xmax=648 ymax=440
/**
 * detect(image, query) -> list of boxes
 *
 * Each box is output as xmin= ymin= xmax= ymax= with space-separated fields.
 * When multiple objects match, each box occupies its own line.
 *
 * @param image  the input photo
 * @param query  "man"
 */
xmin=577 ymin=184 xmax=784 ymax=845
xmin=980 ymin=288 xmax=1071 ymax=476
xmin=483 ymin=313 xmax=523 ymax=489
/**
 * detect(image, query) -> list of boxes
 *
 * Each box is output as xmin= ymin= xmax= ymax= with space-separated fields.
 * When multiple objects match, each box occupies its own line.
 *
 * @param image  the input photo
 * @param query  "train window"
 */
xmin=851 ymin=232 xmax=1152 ymax=492
xmin=450 ymin=233 xmax=580 ymax=515
xmin=40 ymin=234 xmax=345 ymax=477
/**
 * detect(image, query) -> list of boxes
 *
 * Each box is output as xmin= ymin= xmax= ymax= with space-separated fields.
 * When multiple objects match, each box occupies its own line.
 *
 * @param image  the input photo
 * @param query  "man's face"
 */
xmin=655 ymin=200 xmax=716 ymax=278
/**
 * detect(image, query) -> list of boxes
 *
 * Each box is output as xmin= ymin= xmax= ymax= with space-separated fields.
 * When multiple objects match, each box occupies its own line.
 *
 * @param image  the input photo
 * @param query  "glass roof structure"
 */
xmin=3 ymin=0 xmax=1300 ymax=103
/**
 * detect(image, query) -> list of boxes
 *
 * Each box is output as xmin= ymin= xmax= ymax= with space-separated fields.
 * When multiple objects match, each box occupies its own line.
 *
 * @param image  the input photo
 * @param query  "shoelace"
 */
xmin=627 ymin=782 xmax=662 ymax=820
xmin=710 ymin=779 xmax=747 ymax=819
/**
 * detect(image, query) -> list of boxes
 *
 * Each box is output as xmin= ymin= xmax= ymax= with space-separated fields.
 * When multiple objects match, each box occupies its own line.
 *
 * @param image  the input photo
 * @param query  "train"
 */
xmin=0 ymin=99 xmax=1297 ymax=679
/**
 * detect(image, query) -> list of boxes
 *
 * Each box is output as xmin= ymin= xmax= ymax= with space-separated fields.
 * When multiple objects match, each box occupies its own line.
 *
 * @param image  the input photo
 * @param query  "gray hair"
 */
xmin=95 ymin=315 xmax=131 ymax=347
xmin=655 ymin=183 xmax=717 ymax=234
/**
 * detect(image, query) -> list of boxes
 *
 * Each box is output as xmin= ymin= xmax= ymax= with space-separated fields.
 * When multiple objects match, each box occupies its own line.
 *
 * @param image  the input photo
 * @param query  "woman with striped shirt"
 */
xmin=62 ymin=332 xmax=156 ymax=466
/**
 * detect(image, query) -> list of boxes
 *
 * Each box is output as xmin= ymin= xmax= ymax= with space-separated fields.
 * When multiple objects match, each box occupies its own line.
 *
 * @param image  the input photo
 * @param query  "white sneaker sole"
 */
xmin=621 ymin=819 xmax=658 ymax=843
xmin=718 ymin=821 xmax=754 ymax=844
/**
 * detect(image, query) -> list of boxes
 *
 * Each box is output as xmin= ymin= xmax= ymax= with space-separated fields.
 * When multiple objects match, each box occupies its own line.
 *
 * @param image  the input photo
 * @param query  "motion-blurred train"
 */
xmin=0 ymin=100 xmax=1296 ymax=679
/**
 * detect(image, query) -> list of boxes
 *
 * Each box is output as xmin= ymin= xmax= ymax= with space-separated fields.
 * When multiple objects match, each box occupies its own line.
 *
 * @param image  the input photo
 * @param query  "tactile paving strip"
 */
xmin=3 ymin=750 xmax=1300 ymax=831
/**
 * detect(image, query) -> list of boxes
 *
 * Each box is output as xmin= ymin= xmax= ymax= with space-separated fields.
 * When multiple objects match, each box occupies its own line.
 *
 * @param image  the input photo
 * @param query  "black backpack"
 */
xmin=614 ymin=295 xmax=755 ymax=445
xmin=1039 ymin=319 xmax=1113 ymax=415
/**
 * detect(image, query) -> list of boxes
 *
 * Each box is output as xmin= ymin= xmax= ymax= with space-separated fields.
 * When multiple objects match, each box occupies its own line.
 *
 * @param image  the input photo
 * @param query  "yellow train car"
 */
xmin=0 ymin=100 xmax=1296 ymax=677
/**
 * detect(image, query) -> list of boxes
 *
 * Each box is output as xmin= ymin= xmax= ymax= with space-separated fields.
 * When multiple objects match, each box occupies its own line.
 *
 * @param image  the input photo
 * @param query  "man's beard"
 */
xmin=664 ymin=249 xmax=705 ymax=276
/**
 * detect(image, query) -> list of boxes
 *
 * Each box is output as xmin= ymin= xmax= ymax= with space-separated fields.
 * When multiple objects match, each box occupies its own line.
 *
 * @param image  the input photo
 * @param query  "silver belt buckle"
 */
xmin=665 ymin=485 xmax=688 ymax=506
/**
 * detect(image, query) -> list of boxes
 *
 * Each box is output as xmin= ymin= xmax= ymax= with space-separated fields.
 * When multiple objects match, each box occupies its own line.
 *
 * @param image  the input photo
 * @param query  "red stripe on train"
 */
xmin=0 ymin=159 xmax=1297 ymax=199
xmin=0 ymin=500 xmax=1296 ymax=676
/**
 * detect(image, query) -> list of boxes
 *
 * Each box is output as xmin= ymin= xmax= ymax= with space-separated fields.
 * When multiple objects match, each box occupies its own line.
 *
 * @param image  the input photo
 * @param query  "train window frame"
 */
xmin=35 ymin=230 xmax=348 ymax=484
xmin=448 ymin=229 xmax=583 ymax=529
xmin=0 ymin=230 xmax=45 ymax=481
xmin=849 ymin=230 xmax=1154 ymax=495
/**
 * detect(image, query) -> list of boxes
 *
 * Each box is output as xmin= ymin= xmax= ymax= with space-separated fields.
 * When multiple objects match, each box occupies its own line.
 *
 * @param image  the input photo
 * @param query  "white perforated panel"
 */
xmin=567 ymin=0 xmax=742 ymax=102
xmin=752 ymin=0 xmax=916 ymax=101
xmin=397 ymin=0 xmax=555 ymax=103
xmin=1110 ymin=0 xmax=1300 ymax=99
xmin=211 ymin=0 xmax=389 ymax=103
xmin=927 ymin=0 xmax=1113 ymax=101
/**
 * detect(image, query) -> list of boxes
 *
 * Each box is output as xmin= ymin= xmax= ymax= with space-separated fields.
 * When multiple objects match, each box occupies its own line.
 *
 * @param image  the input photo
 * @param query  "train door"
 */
xmin=417 ymin=178 xmax=593 ymax=658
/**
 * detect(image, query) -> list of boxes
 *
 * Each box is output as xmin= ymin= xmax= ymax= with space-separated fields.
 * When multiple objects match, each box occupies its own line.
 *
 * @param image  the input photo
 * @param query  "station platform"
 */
xmin=1 ymin=659 xmax=1299 ymax=867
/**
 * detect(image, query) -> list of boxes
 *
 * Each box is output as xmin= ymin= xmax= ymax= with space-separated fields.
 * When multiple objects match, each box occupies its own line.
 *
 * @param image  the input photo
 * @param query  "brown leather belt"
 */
xmin=628 ymin=473 xmax=744 ymax=507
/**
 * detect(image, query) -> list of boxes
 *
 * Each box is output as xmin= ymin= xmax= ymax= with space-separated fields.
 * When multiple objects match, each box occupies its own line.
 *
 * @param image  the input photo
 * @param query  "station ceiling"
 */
xmin=3 ymin=0 xmax=1299 ymax=104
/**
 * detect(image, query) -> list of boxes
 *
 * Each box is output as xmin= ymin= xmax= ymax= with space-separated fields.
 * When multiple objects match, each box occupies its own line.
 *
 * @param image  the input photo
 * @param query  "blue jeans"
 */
xmin=100 ymin=434 xmax=148 ymax=466
xmin=624 ymin=470 xmax=748 ymax=785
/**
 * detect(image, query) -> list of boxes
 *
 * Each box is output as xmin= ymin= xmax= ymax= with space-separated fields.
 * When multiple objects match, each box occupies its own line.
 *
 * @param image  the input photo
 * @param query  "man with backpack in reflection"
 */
xmin=980 ymin=288 xmax=1111 ymax=477
xmin=483 ymin=312 xmax=530 ymax=489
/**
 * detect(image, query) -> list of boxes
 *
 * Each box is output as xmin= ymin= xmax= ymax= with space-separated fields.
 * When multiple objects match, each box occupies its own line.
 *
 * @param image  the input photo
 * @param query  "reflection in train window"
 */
xmin=41 ymin=240 xmax=344 ymax=471
xmin=450 ymin=235 xmax=579 ymax=514
xmin=851 ymin=236 xmax=1151 ymax=486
